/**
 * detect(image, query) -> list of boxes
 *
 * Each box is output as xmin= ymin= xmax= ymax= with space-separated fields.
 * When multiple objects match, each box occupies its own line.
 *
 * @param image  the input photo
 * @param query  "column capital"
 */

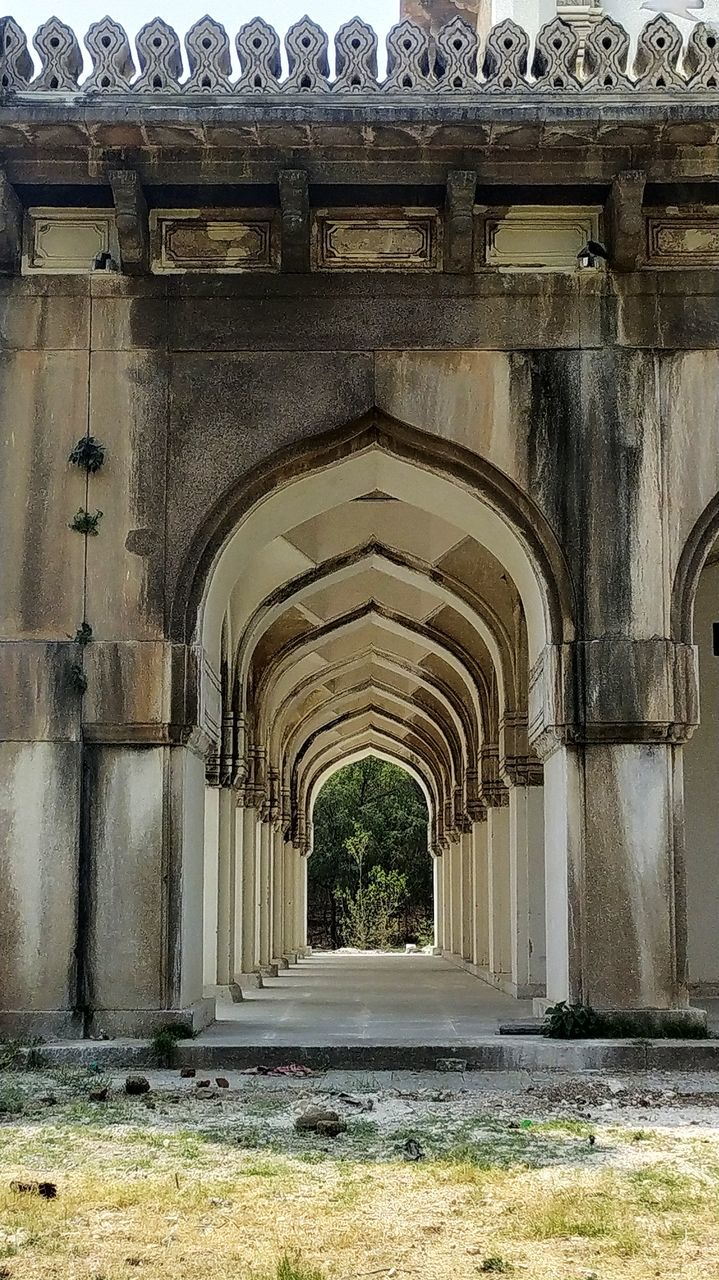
xmin=529 ymin=639 xmax=698 ymax=758
xmin=479 ymin=744 xmax=510 ymax=808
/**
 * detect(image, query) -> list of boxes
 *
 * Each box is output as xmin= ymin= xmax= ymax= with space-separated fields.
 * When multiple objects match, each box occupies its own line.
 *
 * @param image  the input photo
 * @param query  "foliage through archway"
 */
xmin=307 ymin=757 xmax=432 ymax=950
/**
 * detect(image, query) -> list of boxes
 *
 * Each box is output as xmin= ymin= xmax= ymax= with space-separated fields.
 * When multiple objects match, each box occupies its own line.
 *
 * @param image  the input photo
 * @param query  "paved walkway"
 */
xmin=200 ymin=952 xmax=533 ymax=1046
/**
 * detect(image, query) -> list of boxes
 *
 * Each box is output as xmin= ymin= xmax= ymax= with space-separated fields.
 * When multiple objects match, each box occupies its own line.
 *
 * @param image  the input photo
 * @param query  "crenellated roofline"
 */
xmin=0 ymin=11 xmax=717 ymax=105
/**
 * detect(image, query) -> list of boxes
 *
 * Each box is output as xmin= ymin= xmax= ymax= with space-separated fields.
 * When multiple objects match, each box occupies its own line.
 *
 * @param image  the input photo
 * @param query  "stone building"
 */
xmin=1 ymin=0 xmax=719 ymax=1039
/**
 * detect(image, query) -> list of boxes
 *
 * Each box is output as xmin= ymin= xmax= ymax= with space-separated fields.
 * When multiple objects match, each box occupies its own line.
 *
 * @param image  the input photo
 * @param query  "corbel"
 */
xmin=444 ymin=169 xmax=476 ymax=274
xmin=109 ymin=169 xmax=149 ymax=275
xmin=0 ymin=168 xmax=22 ymax=275
xmin=605 ymin=170 xmax=646 ymax=273
xmin=279 ymin=169 xmax=310 ymax=273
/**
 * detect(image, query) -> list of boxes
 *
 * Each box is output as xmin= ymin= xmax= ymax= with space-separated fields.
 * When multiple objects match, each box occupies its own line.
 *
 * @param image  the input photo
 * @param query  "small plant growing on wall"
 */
xmin=68 ymin=436 xmax=106 ymax=473
xmin=69 ymin=509 xmax=103 ymax=536
xmin=74 ymin=622 xmax=93 ymax=646
xmin=69 ymin=662 xmax=88 ymax=694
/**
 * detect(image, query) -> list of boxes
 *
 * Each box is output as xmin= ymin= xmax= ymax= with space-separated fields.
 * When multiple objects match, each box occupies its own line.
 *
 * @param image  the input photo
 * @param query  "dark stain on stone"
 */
xmin=526 ymin=350 xmax=647 ymax=641
xmin=125 ymin=527 xmax=154 ymax=556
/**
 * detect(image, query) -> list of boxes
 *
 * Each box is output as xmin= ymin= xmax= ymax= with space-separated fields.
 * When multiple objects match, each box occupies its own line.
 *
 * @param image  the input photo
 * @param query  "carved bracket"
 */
xmin=0 ymin=168 xmax=21 ymax=274
xmin=109 ymin=170 xmax=149 ymax=275
xmin=605 ymin=171 xmax=646 ymax=273
xmin=279 ymin=169 xmax=310 ymax=273
xmin=444 ymin=170 xmax=476 ymax=275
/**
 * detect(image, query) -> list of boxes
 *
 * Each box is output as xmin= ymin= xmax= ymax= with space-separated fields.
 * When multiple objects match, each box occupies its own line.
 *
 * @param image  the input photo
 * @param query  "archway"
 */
xmin=675 ymin=524 xmax=719 ymax=998
xmin=184 ymin=411 xmax=570 ymax=1027
xmin=306 ymin=754 xmax=433 ymax=953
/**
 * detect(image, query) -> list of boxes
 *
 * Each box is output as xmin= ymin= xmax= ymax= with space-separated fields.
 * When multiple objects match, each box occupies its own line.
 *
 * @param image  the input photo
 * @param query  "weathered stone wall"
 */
xmin=2 ymin=259 xmax=719 ymax=1028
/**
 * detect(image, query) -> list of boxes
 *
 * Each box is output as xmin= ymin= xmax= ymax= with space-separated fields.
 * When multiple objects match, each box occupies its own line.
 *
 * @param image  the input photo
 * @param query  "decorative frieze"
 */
xmin=647 ymin=212 xmax=719 ymax=266
xmin=313 ymin=209 xmax=440 ymax=271
xmin=0 ymin=12 xmax=714 ymax=97
xmin=22 ymin=207 xmax=117 ymax=274
xmin=485 ymin=206 xmax=601 ymax=271
xmin=149 ymin=210 xmax=278 ymax=273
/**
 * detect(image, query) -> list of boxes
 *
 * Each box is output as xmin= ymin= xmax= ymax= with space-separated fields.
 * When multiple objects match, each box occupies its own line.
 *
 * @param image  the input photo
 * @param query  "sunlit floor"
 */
xmin=199 ymin=952 xmax=534 ymax=1046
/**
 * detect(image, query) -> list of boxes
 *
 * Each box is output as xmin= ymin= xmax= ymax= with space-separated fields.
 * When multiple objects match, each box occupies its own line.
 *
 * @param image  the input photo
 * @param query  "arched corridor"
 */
xmin=196 ymin=413 xmax=561 ymax=1021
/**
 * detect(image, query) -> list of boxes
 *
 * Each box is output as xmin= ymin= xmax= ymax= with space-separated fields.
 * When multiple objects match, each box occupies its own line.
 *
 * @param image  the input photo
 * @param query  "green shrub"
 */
xmin=542 ymin=1001 xmax=600 ymax=1039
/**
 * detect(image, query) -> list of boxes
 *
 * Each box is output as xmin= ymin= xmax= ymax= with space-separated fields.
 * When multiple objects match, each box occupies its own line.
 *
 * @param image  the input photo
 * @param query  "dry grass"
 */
xmin=1 ymin=1071 xmax=719 ymax=1280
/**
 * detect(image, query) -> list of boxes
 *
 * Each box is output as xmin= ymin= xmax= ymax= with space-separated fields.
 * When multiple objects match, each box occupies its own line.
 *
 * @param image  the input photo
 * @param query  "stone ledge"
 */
xmin=20 ymin=1036 xmax=719 ymax=1073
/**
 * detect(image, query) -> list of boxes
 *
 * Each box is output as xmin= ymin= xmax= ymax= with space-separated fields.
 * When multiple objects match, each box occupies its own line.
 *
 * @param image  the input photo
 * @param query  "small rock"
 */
xmin=88 ymin=1087 xmax=108 ymax=1103
xmin=402 ymin=1138 xmax=425 ymax=1162
xmin=338 ymin=1093 xmax=373 ymax=1111
xmin=124 ymin=1075 xmax=150 ymax=1096
xmin=315 ymin=1119 xmax=347 ymax=1138
xmin=215 ymin=1078 xmax=230 ymax=1089
xmin=10 ymin=1180 xmax=57 ymax=1199
xmin=180 ymin=1067 xmax=196 ymax=1079
xmin=195 ymin=1079 xmax=211 ymax=1089
xmin=295 ymin=1106 xmax=341 ymax=1133
xmin=606 ymin=1079 xmax=627 ymax=1096
xmin=195 ymin=1088 xmax=215 ymax=1100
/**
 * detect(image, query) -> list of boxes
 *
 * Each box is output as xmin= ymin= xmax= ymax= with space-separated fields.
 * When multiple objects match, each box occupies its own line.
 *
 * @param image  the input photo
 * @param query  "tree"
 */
xmin=307 ymin=757 xmax=432 ymax=949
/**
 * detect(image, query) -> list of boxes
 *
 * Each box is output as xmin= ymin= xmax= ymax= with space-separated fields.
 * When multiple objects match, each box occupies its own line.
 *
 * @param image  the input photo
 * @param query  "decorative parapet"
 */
xmin=1 ymin=14 xmax=718 ymax=99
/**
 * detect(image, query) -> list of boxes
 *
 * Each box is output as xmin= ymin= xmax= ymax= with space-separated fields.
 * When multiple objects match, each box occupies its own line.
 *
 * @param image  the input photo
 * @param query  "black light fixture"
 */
xmin=93 ymin=250 xmax=119 ymax=272
xmin=577 ymin=240 xmax=610 ymax=270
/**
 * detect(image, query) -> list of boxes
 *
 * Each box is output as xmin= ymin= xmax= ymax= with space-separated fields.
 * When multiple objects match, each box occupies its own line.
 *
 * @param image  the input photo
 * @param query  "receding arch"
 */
xmin=672 ymin=492 xmax=719 ymax=641
xmin=298 ymin=728 xmax=446 ymax=852
xmin=253 ymin=604 xmax=492 ymax=743
xmin=233 ymin=541 xmax=518 ymax=715
xmin=175 ymin=411 xmax=576 ymax=670
xmin=307 ymin=748 xmax=435 ymax=855
xmin=270 ymin=649 xmax=474 ymax=770
xmin=283 ymin=680 xmax=463 ymax=798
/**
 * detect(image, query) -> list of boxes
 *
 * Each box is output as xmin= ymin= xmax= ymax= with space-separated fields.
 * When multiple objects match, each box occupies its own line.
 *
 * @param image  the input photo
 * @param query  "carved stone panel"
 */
xmin=485 ymin=206 xmax=601 ymax=270
xmin=647 ymin=214 xmax=719 ymax=266
xmin=23 ymin=208 xmax=117 ymax=273
xmin=150 ymin=210 xmax=279 ymax=273
xmin=312 ymin=209 xmax=440 ymax=271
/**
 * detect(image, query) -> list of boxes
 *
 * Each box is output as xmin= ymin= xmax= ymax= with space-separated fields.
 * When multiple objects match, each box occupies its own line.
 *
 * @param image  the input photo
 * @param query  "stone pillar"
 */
xmin=683 ymin=560 xmax=719 ymax=995
xmin=460 ymin=827 xmax=474 ymax=961
xmin=216 ymin=786 xmax=237 ymax=988
xmin=293 ymin=851 xmax=308 ymax=955
xmin=450 ymin=839 xmax=462 ymax=956
xmin=471 ymin=817 xmax=489 ymax=970
xmin=257 ymin=819 xmax=273 ymax=970
xmin=202 ymin=785 xmax=220 ymax=992
xmin=487 ymin=802 xmax=511 ymax=986
xmin=0 ymin=738 xmax=82 ymax=1039
xmin=239 ymin=800 xmax=258 ymax=976
xmin=433 ymin=852 xmax=443 ymax=950
xmin=231 ymin=801 xmax=244 ymax=980
xmin=539 ymin=733 xmax=691 ymax=1012
xmin=509 ymin=783 xmax=546 ymax=998
xmin=283 ymin=841 xmax=298 ymax=961
xmin=299 ymin=852 xmax=308 ymax=953
xmin=441 ymin=847 xmax=452 ymax=953
xmin=271 ymin=826 xmax=286 ymax=966
xmin=81 ymin=742 xmax=214 ymax=1036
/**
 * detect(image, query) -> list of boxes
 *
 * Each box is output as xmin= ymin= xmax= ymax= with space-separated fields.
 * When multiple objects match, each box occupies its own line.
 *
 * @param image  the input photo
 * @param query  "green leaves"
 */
xmin=308 ymin=758 xmax=431 ymax=948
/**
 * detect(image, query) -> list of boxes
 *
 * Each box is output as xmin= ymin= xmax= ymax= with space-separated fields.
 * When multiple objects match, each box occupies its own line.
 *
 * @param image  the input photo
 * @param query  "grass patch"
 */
xmin=253 ymin=1254 xmax=326 ymax=1280
xmin=2 ymin=1073 xmax=719 ymax=1279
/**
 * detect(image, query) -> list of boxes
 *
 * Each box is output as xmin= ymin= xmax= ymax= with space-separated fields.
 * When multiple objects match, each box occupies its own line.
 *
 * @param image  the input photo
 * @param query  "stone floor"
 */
xmin=202 ymin=952 xmax=534 ymax=1046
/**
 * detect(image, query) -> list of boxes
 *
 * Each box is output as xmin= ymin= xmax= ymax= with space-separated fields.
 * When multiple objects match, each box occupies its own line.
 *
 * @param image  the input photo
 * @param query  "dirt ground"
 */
xmin=2 ymin=1066 xmax=719 ymax=1280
